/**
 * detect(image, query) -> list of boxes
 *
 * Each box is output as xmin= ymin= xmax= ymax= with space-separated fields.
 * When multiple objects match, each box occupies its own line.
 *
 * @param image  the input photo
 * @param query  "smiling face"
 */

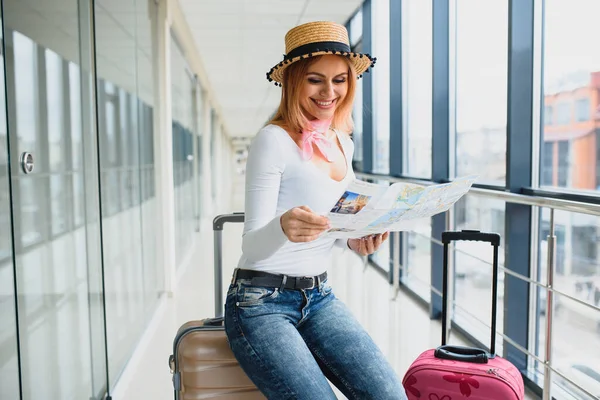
xmin=299 ymin=55 xmax=349 ymax=122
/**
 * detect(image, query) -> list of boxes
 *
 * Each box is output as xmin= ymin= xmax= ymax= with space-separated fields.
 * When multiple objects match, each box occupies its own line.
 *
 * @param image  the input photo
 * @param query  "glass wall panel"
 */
xmin=403 ymin=222 xmax=432 ymax=302
xmin=534 ymin=208 xmax=600 ymax=398
xmin=541 ymin=0 xmax=600 ymax=193
xmin=3 ymin=0 xmax=106 ymax=398
xmin=454 ymin=0 xmax=508 ymax=184
xmin=193 ymin=85 xmax=204 ymax=227
xmin=403 ymin=0 xmax=432 ymax=178
xmin=12 ymin=32 xmax=45 ymax=248
xmin=453 ymin=194 xmax=506 ymax=352
xmin=349 ymin=10 xmax=363 ymax=168
xmin=371 ymin=0 xmax=390 ymax=174
xmin=370 ymin=179 xmax=391 ymax=272
xmin=95 ymin=0 xmax=155 ymax=387
xmin=0 ymin=8 xmax=20 ymax=399
xmin=137 ymin=0 xmax=160 ymax=312
xmin=211 ymin=109 xmax=218 ymax=203
xmin=170 ymin=35 xmax=196 ymax=267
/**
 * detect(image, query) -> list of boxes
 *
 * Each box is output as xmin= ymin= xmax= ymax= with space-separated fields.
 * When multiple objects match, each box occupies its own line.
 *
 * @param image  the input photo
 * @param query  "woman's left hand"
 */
xmin=347 ymin=232 xmax=390 ymax=256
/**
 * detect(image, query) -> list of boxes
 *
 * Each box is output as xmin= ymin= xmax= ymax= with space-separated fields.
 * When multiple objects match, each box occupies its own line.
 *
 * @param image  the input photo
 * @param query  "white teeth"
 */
xmin=315 ymin=100 xmax=333 ymax=106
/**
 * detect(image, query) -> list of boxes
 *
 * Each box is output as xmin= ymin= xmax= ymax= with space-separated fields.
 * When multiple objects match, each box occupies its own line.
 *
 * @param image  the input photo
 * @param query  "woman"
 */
xmin=224 ymin=21 xmax=408 ymax=399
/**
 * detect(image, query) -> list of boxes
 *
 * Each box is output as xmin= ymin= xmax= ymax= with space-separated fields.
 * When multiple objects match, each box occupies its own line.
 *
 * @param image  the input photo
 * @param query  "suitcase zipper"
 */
xmin=405 ymin=363 xmax=521 ymax=399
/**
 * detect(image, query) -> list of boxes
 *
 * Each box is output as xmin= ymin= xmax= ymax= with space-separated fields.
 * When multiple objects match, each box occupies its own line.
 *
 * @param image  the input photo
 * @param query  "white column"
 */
xmin=153 ymin=0 xmax=177 ymax=296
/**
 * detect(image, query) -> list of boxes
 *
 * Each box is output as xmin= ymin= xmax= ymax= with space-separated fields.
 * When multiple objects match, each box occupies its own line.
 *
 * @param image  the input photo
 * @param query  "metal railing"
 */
xmin=356 ymin=171 xmax=600 ymax=400
xmin=355 ymin=172 xmax=600 ymax=217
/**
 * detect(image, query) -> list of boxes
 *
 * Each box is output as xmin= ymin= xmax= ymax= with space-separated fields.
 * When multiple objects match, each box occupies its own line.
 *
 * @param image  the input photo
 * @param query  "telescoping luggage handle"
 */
xmin=213 ymin=213 xmax=244 ymax=317
xmin=436 ymin=229 xmax=501 ymax=364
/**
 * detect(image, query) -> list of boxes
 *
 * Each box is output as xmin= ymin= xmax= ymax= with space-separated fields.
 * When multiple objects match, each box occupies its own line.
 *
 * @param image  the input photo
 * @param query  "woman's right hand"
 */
xmin=280 ymin=206 xmax=331 ymax=243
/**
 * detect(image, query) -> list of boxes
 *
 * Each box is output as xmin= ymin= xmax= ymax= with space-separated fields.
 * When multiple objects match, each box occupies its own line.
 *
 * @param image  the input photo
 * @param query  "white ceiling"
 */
xmin=178 ymin=0 xmax=363 ymax=139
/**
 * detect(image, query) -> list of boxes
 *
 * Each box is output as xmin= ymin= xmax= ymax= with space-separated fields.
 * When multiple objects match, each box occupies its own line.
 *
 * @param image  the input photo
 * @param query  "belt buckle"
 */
xmin=299 ymin=276 xmax=315 ymax=290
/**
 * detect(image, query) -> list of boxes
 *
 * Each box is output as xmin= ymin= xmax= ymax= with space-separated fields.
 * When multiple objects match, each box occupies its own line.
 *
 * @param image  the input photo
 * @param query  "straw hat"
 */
xmin=266 ymin=21 xmax=377 ymax=86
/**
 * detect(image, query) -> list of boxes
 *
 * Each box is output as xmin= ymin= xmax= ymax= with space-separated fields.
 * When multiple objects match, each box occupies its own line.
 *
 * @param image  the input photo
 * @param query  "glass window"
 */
xmin=14 ymin=32 xmax=39 ymax=157
xmin=136 ymin=0 xmax=160 ymax=310
xmin=352 ymin=62 xmax=364 ymax=168
xmin=372 ymin=235 xmax=391 ymax=272
xmin=349 ymin=9 xmax=362 ymax=48
xmin=542 ymin=140 xmax=571 ymax=188
xmin=542 ymin=0 xmax=600 ymax=194
xmin=535 ymin=208 xmax=600 ymax=399
xmin=403 ymin=223 xmax=432 ymax=302
xmin=542 ymin=142 xmax=554 ymax=186
xmin=555 ymin=101 xmax=571 ymax=125
xmin=46 ymin=49 xmax=66 ymax=172
xmin=94 ymin=0 xmax=154 ymax=388
xmin=557 ymin=140 xmax=569 ymax=187
xmin=69 ymin=63 xmax=82 ymax=169
xmin=0 ymin=11 xmax=19 ymax=397
xmin=371 ymin=0 xmax=390 ymax=174
xmin=46 ymin=49 xmax=69 ymax=236
xmin=170 ymin=35 xmax=196 ymax=267
xmin=370 ymin=179 xmax=391 ymax=271
xmin=454 ymin=0 xmax=508 ymax=184
xmin=403 ymin=0 xmax=432 ymax=178
xmin=453 ymin=194 xmax=506 ymax=351
xmin=13 ymin=32 xmax=44 ymax=246
xmin=349 ymin=10 xmax=364 ymax=168
xmin=576 ymin=98 xmax=590 ymax=122
xmin=351 ymin=52 xmax=364 ymax=167
xmin=50 ymin=174 xmax=68 ymax=235
xmin=544 ymin=105 xmax=553 ymax=126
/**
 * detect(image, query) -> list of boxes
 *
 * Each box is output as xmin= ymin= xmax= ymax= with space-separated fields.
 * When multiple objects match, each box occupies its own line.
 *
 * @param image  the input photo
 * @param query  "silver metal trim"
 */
xmin=214 ymin=230 xmax=223 ymax=317
xmin=543 ymin=209 xmax=555 ymax=400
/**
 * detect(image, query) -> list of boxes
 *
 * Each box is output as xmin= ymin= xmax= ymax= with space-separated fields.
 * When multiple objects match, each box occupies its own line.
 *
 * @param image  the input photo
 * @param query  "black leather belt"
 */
xmin=233 ymin=269 xmax=327 ymax=290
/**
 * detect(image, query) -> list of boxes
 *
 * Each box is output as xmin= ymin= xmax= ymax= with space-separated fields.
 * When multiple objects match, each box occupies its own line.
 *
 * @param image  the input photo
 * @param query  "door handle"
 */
xmin=20 ymin=152 xmax=34 ymax=174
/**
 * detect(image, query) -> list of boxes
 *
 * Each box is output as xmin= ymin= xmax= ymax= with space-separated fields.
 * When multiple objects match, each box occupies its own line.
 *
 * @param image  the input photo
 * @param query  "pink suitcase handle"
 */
xmin=441 ymin=230 xmax=501 ymax=356
xmin=434 ymin=344 xmax=490 ymax=364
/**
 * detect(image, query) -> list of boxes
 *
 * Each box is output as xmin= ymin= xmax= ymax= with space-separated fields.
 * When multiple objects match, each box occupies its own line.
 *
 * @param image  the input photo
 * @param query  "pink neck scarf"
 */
xmin=300 ymin=118 xmax=335 ymax=162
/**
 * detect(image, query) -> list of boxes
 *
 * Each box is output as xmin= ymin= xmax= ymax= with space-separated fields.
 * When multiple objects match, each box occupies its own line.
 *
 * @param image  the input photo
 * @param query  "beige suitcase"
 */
xmin=169 ymin=317 xmax=264 ymax=399
xmin=168 ymin=213 xmax=265 ymax=399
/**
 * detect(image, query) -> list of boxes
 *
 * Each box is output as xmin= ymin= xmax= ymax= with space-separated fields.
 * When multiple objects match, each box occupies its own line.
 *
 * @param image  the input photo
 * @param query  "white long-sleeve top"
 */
xmin=237 ymin=124 xmax=355 ymax=277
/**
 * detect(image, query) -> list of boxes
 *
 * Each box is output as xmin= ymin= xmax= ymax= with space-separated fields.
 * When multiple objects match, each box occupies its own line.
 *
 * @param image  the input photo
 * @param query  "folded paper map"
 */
xmin=323 ymin=175 xmax=478 ymax=239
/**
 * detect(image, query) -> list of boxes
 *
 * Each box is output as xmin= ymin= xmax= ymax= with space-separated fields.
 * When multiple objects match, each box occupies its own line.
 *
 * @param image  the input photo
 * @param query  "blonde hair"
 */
xmin=268 ymin=55 xmax=356 ymax=135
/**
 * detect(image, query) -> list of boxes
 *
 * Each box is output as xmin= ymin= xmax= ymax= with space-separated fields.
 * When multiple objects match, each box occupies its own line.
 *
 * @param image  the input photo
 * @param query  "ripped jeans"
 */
xmin=223 ymin=274 xmax=408 ymax=400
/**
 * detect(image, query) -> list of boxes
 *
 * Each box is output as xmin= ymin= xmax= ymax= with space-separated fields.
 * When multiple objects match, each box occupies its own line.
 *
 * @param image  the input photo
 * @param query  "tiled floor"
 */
xmin=111 ymin=216 xmax=539 ymax=399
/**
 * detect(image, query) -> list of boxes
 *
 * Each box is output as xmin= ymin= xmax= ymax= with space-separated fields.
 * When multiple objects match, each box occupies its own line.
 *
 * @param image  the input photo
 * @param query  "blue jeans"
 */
xmin=224 ymin=274 xmax=408 ymax=399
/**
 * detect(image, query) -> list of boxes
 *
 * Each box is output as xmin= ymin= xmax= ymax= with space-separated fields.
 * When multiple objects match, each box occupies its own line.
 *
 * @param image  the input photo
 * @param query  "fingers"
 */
xmin=357 ymin=238 xmax=367 ymax=256
xmin=282 ymin=206 xmax=331 ymax=243
xmin=295 ymin=206 xmax=329 ymax=227
xmin=374 ymin=233 xmax=383 ymax=248
xmin=354 ymin=232 xmax=389 ymax=255
xmin=365 ymin=236 xmax=375 ymax=254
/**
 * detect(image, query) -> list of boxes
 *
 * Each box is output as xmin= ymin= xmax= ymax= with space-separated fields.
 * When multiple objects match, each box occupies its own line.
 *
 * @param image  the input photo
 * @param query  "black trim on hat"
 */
xmin=267 ymin=42 xmax=377 ymax=84
xmin=284 ymin=41 xmax=351 ymax=60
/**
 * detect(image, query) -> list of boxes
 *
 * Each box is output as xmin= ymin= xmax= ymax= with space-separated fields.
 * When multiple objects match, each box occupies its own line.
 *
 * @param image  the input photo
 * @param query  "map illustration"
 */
xmin=325 ymin=175 xmax=477 ymax=239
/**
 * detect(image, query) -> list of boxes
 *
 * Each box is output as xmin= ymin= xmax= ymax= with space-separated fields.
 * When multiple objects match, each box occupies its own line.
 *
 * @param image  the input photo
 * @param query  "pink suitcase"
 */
xmin=402 ymin=230 xmax=524 ymax=399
